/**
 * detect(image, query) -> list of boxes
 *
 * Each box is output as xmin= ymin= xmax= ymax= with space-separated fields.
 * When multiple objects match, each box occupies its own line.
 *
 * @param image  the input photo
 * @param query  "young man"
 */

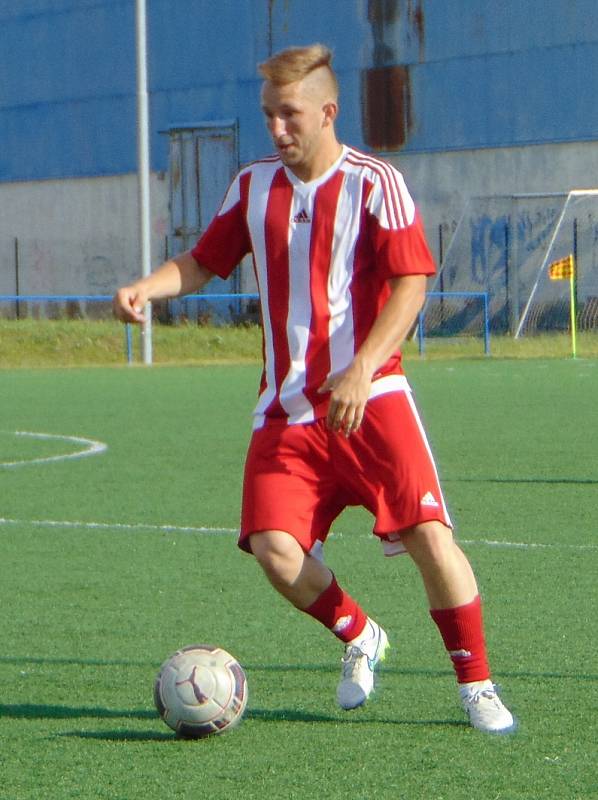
xmin=114 ymin=44 xmax=514 ymax=733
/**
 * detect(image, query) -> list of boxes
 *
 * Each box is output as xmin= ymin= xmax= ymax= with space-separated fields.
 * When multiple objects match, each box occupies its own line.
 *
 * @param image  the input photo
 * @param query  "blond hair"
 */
xmin=259 ymin=44 xmax=338 ymax=97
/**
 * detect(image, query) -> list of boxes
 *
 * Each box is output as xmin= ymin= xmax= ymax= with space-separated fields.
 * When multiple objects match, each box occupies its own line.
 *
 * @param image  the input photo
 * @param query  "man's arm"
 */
xmin=319 ymin=273 xmax=426 ymax=436
xmin=113 ymin=251 xmax=214 ymax=323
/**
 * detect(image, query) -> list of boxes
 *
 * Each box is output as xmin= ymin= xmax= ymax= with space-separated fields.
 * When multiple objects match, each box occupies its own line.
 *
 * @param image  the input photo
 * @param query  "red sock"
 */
xmin=430 ymin=595 xmax=490 ymax=683
xmin=302 ymin=576 xmax=367 ymax=643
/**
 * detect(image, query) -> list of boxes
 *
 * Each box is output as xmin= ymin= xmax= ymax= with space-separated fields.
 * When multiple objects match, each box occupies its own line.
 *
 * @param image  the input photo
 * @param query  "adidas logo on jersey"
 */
xmin=292 ymin=208 xmax=311 ymax=223
xmin=420 ymin=491 xmax=439 ymax=507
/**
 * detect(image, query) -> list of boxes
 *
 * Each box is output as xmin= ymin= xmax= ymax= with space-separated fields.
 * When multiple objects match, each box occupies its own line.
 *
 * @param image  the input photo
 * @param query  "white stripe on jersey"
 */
xmin=217 ymin=174 xmax=241 ymax=215
xmin=278 ymin=190 xmax=315 ymax=422
xmin=344 ymin=148 xmax=415 ymax=229
xmin=218 ymin=157 xmax=279 ymax=217
xmin=247 ymin=162 xmax=280 ymax=419
xmin=327 ymin=169 xmax=359 ymax=382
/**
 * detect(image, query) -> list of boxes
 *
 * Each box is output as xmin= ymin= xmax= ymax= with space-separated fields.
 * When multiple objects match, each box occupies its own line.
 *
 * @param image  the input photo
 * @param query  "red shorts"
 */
xmin=239 ymin=390 xmax=452 ymax=556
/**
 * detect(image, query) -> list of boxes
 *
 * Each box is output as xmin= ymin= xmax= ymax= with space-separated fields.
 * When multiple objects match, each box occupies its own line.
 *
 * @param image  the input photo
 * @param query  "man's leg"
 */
xmin=248 ymin=529 xmax=332 ymax=608
xmin=400 ymin=520 xmax=515 ymax=733
xmin=249 ymin=530 xmax=388 ymax=709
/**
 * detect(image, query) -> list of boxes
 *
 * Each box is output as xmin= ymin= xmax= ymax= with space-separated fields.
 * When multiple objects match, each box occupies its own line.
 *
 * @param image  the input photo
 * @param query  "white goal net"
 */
xmin=429 ymin=190 xmax=598 ymax=338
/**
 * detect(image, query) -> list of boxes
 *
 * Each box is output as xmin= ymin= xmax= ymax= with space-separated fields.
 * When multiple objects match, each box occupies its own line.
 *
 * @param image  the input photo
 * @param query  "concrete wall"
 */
xmin=0 ymin=173 xmax=169 ymax=296
xmin=394 ymin=140 xmax=598 ymax=255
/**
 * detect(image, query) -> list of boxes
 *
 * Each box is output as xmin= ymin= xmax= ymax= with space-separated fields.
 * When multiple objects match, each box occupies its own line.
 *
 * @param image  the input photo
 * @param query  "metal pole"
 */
xmin=569 ymin=267 xmax=578 ymax=359
xmin=125 ymin=323 xmax=134 ymax=365
xmin=504 ymin=218 xmax=510 ymax=333
xmin=438 ymin=224 xmax=445 ymax=326
xmin=136 ymin=0 xmax=153 ymax=364
xmin=483 ymin=291 xmax=491 ymax=355
xmin=14 ymin=237 xmax=21 ymax=320
xmin=418 ymin=311 xmax=425 ymax=356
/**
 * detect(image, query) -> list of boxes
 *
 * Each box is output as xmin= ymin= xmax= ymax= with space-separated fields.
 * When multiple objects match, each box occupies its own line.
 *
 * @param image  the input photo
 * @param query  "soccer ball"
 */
xmin=154 ymin=644 xmax=248 ymax=738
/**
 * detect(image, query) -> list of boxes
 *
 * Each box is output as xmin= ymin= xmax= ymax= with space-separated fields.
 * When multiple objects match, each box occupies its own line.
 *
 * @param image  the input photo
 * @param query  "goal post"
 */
xmin=417 ymin=291 xmax=490 ymax=356
xmin=431 ymin=190 xmax=598 ymax=348
xmin=515 ymin=189 xmax=598 ymax=340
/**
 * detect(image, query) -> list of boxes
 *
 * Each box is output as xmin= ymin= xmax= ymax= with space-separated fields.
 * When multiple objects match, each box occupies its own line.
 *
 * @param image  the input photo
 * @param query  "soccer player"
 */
xmin=114 ymin=44 xmax=514 ymax=733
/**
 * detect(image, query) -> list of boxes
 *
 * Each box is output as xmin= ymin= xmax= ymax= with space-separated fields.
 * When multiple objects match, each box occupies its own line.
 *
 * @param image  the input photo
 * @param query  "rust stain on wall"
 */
xmin=362 ymin=0 xmax=425 ymax=151
xmin=408 ymin=0 xmax=425 ymax=63
xmin=362 ymin=65 xmax=412 ymax=150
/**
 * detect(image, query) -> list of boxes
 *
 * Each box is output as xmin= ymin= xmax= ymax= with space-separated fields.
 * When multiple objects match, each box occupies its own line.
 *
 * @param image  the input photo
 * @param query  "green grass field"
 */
xmin=1 ymin=359 xmax=597 ymax=799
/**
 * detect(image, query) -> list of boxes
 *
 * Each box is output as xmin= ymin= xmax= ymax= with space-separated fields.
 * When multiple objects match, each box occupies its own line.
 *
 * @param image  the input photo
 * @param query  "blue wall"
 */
xmin=1 ymin=0 xmax=598 ymax=182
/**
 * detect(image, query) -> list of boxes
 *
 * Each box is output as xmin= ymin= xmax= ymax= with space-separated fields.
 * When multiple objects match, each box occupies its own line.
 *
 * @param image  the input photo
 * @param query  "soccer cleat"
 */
xmin=336 ymin=618 xmax=389 ymax=710
xmin=460 ymin=681 xmax=516 ymax=733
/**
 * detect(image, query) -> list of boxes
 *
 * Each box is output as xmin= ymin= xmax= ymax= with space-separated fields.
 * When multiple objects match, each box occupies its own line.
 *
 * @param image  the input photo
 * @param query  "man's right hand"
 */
xmin=112 ymin=285 xmax=149 ymax=324
xmin=112 ymin=253 xmax=214 ymax=324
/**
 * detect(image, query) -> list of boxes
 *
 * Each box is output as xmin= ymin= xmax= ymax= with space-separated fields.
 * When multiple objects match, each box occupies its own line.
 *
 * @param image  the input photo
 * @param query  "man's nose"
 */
xmin=270 ymin=116 xmax=286 ymax=138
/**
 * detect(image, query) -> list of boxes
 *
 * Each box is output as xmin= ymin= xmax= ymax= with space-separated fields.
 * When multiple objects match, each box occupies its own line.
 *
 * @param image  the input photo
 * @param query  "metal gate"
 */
xmin=165 ymin=119 xmax=242 ymax=319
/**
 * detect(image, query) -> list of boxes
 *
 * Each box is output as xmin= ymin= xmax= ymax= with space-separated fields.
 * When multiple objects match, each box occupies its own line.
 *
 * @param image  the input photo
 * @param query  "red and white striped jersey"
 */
xmin=192 ymin=145 xmax=435 ymax=428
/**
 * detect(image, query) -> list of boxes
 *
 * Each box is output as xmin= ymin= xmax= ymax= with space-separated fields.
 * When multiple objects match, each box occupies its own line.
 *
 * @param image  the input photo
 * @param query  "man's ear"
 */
xmin=322 ymin=100 xmax=339 ymax=127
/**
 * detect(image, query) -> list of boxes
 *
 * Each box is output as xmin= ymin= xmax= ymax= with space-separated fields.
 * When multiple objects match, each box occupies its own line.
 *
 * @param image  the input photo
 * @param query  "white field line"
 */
xmin=459 ymin=538 xmax=597 ymax=551
xmin=0 ymin=516 xmax=595 ymax=551
xmin=0 ymin=517 xmax=236 ymax=535
xmin=0 ymin=431 xmax=107 ymax=468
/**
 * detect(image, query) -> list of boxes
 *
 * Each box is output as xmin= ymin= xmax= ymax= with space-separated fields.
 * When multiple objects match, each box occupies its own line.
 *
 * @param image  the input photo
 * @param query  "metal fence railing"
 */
xmin=2 ymin=291 xmax=491 ymax=363
xmin=417 ymin=291 xmax=491 ymax=356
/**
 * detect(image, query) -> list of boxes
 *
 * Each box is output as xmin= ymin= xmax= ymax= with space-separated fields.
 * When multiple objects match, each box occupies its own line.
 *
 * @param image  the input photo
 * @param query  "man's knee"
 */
xmin=249 ymin=530 xmax=304 ymax=585
xmin=400 ymin=520 xmax=456 ymax=565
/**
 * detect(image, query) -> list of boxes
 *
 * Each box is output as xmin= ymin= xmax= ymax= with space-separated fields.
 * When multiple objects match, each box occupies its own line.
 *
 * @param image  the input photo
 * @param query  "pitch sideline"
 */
xmin=0 ymin=516 xmax=595 ymax=552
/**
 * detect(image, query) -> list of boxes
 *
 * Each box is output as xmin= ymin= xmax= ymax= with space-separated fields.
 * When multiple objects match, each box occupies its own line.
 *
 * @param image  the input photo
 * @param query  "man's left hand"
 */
xmin=318 ymin=362 xmax=372 ymax=437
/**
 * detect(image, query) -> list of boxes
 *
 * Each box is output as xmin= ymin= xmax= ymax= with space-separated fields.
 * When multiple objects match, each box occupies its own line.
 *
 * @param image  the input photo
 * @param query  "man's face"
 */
xmin=261 ymin=79 xmax=327 ymax=177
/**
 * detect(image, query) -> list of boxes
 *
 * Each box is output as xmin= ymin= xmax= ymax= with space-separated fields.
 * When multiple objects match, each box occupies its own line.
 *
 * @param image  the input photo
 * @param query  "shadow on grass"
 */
xmin=0 ymin=701 xmax=460 ymax=728
xmin=245 ymin=707 xmax=465 ymax=728
xmin=55 ymin=711 xmax=467 ymax=742
xmin=2 ymin=656 xmax=596 ymax=682
xmin=445 ymin=476 xmax=598 ymax=485
xmin=0 ymin=655 xmax=154 ymax=668
xmin=0 ymin=701 xmax=466 ymax=739
xmin=0 ymin=703 xmax=155 ymax=721
xmin=0 ymin=655 xmax=451 ymax=677
xmin=57 ymin=729 xmax=175 ymax=742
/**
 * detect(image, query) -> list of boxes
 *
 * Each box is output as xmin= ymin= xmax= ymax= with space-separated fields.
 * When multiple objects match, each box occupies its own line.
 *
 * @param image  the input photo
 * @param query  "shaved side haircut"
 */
xmin=259 ymin=43 xmax=339 ymax=99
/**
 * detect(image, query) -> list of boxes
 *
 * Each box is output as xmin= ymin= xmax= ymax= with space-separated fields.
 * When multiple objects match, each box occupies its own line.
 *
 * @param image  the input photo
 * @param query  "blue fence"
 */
xmin=417 ymin=291 xmax=490 ymax=356
xmin=0 ymin=292 xmax=260 ymax=364
xmin=1 ymin=291 xmax=490 ymax=363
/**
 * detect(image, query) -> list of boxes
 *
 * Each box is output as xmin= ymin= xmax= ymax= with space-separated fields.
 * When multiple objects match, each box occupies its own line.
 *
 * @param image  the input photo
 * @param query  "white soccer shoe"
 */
xmin=336 ymin=618 xmax=389 ymax=710
xmin=460 ymin=681 xmax=516 ymax=733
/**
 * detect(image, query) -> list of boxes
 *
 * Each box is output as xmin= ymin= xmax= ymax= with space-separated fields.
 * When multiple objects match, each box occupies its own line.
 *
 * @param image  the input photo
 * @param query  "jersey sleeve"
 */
xmin=365 ymin=166 xmax=436 ymax=280
xmin=191 ymin=171 xmax=252 ymax=279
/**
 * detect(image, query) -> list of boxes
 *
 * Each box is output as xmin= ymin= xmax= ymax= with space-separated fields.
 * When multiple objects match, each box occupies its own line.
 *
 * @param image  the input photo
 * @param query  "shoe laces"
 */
xmin=340 ymin=645 xmax=368 ymax=679
xmin=464 ymin=683 xmax=501 ymax=705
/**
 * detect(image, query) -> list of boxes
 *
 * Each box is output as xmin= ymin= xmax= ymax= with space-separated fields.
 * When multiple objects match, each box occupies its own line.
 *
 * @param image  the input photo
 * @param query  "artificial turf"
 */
xmin=1 ymin=359 xmax=596 ymax=799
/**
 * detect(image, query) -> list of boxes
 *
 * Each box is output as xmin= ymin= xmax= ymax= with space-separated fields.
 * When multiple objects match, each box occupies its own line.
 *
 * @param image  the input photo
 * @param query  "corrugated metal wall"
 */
xmin=1 ymin=1 xmax=137 ymax=180
xmin=2 ymin=0 xmax=598 ymax=182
